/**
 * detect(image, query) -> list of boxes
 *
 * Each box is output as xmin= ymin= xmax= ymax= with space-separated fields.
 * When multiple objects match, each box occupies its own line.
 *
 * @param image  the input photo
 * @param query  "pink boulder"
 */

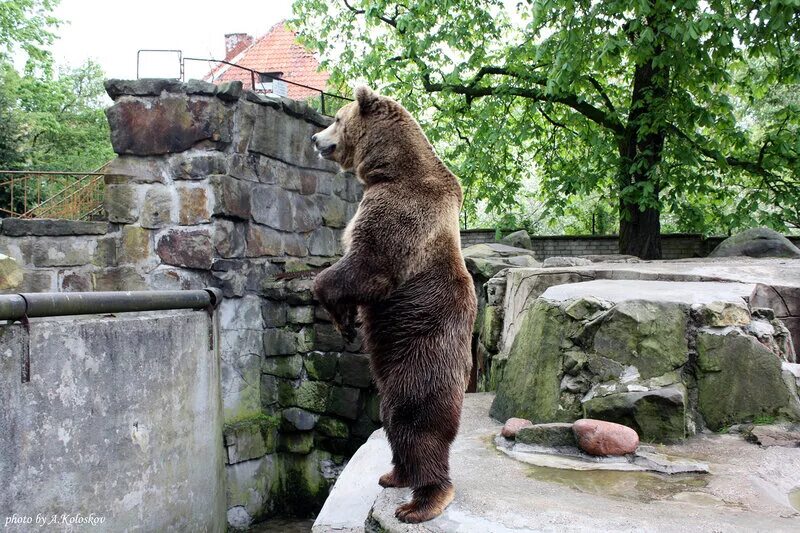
xmin=501 ymin=417 xmax=534 ymax=438
xmin=573 ymin=419 xmax=639 ymax=456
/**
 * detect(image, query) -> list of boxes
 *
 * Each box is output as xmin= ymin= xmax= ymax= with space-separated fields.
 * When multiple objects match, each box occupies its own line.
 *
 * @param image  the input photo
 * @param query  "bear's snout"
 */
xmin=311 ymin=134 xmax=318 ymax=142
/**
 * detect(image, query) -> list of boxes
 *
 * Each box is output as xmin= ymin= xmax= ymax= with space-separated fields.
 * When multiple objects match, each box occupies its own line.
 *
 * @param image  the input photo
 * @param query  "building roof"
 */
xmin=205 ymin=21 xmax=329 ymax=100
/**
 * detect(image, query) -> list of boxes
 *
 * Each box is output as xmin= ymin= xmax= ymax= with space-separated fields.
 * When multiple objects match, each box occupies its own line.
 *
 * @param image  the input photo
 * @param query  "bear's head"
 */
xmin=311 ymin=86 xmax=383 ymax=171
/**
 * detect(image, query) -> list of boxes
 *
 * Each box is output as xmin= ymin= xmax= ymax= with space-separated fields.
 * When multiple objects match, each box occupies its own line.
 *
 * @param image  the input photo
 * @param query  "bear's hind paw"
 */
xmin=394 ymin=483 xmax=455 ymax=523
xmin=378 ymin=469 xmax=408 ymax=488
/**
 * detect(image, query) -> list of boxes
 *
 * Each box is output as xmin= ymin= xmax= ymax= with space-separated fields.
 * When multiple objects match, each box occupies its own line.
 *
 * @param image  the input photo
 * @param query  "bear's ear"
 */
xmin=355 ymin=85 xmax=378 ymax=114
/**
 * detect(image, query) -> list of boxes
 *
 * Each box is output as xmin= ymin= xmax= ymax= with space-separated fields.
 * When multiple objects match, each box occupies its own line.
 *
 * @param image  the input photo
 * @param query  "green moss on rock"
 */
xmin=583 ymin=386 xmax=687 ymax=442
xmin=263 ymin=355 xmax=303 ymax=379
xmin=696 ymin=331 xmax=799 ymax=430
xmin=490 ymin=299 xmax=567 ymax=422
xmin=278 ymin=432 xmax=314 ymax=454
xmin=316 ymin=416 xmax=349 ymax=438
xmin=592 ymin=301 xmax=688 ymax=379
xmin=304 ymin=351 xmax=338 ymax=381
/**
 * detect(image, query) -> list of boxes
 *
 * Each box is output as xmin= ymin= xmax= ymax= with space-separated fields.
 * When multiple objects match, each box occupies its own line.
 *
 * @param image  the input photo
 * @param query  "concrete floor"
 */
xmin=318 ymin=393 xmax=800 ymax=532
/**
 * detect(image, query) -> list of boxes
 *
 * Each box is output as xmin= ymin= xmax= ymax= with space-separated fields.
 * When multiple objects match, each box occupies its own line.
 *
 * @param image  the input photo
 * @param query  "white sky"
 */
xmin=50 ymin=0 xmax=294 ymax=80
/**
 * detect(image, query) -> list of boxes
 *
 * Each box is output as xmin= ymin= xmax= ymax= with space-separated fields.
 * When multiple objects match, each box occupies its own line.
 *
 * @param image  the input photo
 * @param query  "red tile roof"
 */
xmin=205 ymin=21 xmax=329 ymax=100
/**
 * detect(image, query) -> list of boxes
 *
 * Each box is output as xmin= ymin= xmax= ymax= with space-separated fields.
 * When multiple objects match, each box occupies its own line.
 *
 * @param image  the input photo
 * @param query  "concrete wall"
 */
xmin=461 ymin=229 xmax=800 ymax=259
xmin=0 ymin=310 xmax=225 ymax=532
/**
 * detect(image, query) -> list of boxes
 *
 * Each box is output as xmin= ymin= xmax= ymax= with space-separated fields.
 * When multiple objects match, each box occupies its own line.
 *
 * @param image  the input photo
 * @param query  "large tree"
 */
xmin=292 ymin=0 xmax=799 ymax=258
xmin=2 ymin=60 xmax=114 ymax=171
xmin=0 ymin=0 xmax=59 ymax=68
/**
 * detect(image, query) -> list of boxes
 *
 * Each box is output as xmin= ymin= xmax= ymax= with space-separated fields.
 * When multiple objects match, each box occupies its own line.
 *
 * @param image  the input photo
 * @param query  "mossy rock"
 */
xmin=223 ymin=413 xmax=280 ymax=461
xmin=490 ymin=299 xmax=567 ymax=422
xmin=272 ymin=451 xmax=332 ymax=517
xmin=592 ymin=301 xmax=688 ymax=379
xmin=516 ymin=423 xmax=576 ymax=447
xmin=263 ymin=355 xmax=303 ymax=379
xmin=582 ymin=386 xmax=687 ymax=443
xmin=295 ymin=381 xmax=332 ymax=413
xmin=696 ymin=331 xmax=800 ymax=430
xmin=278 ymin=431 xmax=314 ymax=454
xmin=481 ymin=305 xmax=502 ymax=350
xmin=304 ymin=351 xmax=338 ymax=381
xmin=316 ymin=416 xmax=350 ymax=438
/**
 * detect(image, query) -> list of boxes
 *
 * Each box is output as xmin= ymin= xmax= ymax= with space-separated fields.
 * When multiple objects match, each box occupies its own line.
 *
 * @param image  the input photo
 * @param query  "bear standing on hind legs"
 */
xmin=311 ymin=86 xmax=477 ymax=523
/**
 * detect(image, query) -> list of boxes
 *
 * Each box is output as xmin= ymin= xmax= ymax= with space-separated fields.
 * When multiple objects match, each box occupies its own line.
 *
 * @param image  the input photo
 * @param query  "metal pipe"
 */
xmin=0 ymin=288 xmax=222 ymax=321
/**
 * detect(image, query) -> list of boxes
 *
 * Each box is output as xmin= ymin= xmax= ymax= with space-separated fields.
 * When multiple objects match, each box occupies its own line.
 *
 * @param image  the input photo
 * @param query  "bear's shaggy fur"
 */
xmin=311 ymin=87 xmax=476 ymax=523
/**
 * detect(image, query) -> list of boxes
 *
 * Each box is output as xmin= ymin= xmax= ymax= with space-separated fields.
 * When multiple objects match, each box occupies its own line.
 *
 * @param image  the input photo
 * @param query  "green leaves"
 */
xmin=0 ymin=0 xmax=60 ymax=72
xmin=292 ymin=0 xmax=799 ymax=235
xmin=1 ymin=59 xmax=114 ymax=172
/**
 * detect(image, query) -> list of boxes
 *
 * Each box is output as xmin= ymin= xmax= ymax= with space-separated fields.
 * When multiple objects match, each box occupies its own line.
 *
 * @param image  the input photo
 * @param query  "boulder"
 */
xmin=500 ymin=230 xmax=532 ymax=250
xmin=582 ymin=386 xmax=687 ymax=443
xmin=462 ymin=243 xmax=539 ymax=282
xmin=592 ymin=300 xmax=688 ymax=379
xmin=742 ymin=424 xmax=800 ymax=447
xmin=490 ymin=299 xmax=566 ymax=423
xmin=500 ymin=418 xmax=533 ymax=438
xmin=281 ymin=407 xmax=319 ymax=432
xmin=516 ymin=423 xmax=576 ymax=447
xmin=696 ymin=331 xmax=800 ymax=430
xmin=573 ymin=419 xmax=639 ymax=456
xmin=709 ymin=227 xmax=800 ymax=258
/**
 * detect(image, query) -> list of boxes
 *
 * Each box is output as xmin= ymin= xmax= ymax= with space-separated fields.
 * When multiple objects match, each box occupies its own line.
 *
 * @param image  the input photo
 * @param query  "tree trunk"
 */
xmin=617 ymin=25 xmax=668 ymax=260
xmin=619 ymin=200 xmax=662 ymax=258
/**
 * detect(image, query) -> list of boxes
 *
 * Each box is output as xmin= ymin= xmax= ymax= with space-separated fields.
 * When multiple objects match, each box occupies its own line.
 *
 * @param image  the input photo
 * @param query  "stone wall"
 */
xmin=0 ymin=310 xmax=225 ymax=532
xmin=102 ymin=79 xmax=373 ymax=529
xmin=460 ymin=230 xmax=800 ymax=259
xmin=0 ymin=78 xmax=372 ymax=530
xmin=0 ymin=219 xmax=127 ymax=292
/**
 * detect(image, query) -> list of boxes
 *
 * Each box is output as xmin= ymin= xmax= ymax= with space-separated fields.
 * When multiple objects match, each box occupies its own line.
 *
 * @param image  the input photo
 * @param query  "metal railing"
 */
xmin=0 ymin=169 xmax=107 ymax=221
xmin=136 ymin=49 xmax=353 ymax=117
xmin=188 ymin=56 xmax=352 ymax=116
xmin=0 ymin=288 xmax=222 ymax=321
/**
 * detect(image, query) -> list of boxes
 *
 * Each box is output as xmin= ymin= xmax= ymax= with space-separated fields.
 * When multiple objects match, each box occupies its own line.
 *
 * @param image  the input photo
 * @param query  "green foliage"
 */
xmin=752 ymin=415 xmax=777 ymax=425
xmin=1 ymin=60 xmax=114 ymax=171
xmin=0 ymin=86 xmax=20 ymax=170
xmin=291 ymin=0 xmax=800 ymax=254
xmin=0 ymin=0 xmax=60 ymax=71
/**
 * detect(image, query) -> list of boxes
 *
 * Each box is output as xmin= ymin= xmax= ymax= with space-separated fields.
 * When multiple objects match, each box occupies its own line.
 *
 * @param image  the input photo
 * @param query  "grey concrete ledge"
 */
xmin=321 ymin=393 xmax=800 ymax=533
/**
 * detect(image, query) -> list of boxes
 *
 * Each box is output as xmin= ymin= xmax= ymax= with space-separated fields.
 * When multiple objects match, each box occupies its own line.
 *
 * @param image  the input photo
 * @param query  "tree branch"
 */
xmin=668 ymin=124 xmax=797 ymax=185
xmin=342 ymin=4 xmax=623 ymax=135
xmin=586 ymin=75 xmax=616 ymax=114
xmin=419 ymin=71 xmax=624 ymax=134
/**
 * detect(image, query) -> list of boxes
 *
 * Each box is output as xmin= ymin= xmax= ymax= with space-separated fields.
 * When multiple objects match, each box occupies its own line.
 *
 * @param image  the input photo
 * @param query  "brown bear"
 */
xmin=311 ymin=86 xmax=476 ymax=523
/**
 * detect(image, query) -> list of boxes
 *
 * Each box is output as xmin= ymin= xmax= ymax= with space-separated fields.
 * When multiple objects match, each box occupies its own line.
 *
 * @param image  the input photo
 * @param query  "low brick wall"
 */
xmin=461 ymin=229 xmax=800 ymax=260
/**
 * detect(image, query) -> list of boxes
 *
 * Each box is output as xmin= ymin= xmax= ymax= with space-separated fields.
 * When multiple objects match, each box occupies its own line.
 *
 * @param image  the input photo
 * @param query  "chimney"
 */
xmin=225 ymin=33 xmax=253 ymax=61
